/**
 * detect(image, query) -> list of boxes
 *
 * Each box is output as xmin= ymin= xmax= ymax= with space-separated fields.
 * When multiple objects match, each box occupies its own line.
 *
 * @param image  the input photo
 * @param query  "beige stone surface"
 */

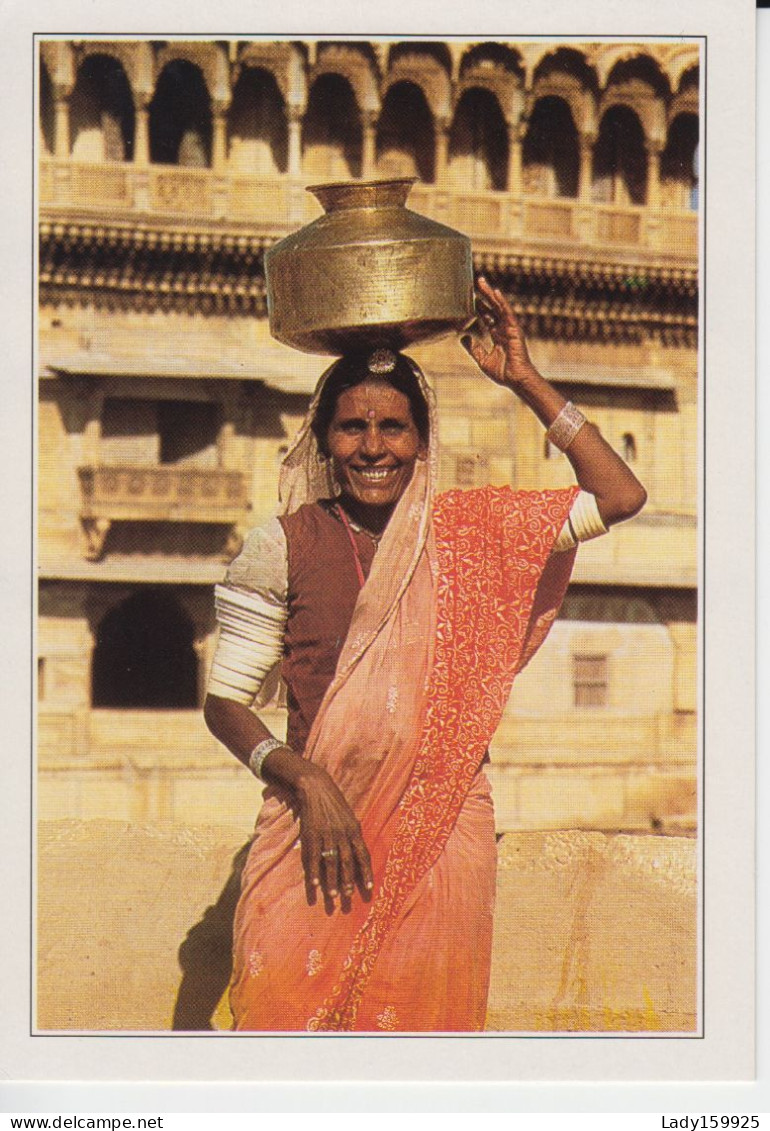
xmin=37 ymin=820 xmax=696 ymax=1033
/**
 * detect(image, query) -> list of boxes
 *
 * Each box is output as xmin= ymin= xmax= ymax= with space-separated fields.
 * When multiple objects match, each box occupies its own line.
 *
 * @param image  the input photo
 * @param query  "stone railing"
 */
xmin=77 ymin=465 xmax=249 ymax=559
xmin=39 ymin=158 xmax=699 ymax=259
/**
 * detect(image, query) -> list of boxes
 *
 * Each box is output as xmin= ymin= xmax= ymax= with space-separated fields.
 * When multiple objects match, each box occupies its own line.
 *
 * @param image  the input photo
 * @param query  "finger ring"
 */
xmin=321 ymin=848 xmax=338 ymax=858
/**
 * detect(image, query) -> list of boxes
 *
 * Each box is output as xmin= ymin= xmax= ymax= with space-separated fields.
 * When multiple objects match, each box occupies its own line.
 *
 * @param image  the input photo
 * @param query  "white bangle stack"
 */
xmin=248 ymin=736 xmax=287 ymax=781
xmin=546 ymin=401 xmax=587 ymax=452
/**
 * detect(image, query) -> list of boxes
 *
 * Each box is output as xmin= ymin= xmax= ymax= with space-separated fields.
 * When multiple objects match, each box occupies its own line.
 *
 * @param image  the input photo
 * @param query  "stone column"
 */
xmin=578 ymin=133 xmax=595 ymax=203
xmin=507 ymin=121 xmax=523 ymax=197
xmin=212 ymin=103 xmax=228 ymax=171
xmin=646 ymin=139 xmax=662 ymax=211
xmin=53 ymin=84 xmax=71 ymax=159
xmin=361 ymin=110 xmax=378 ymax=179
xmin=134 ymin=100 xmax=150 ymax=166
xmin=287 ymin=105 xmax=303 ymax=176
xmin=434 ymin=116 xmax=450 ymax=186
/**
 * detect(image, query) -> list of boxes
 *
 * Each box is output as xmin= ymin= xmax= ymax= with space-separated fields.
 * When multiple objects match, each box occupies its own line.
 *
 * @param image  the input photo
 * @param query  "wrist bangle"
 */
xmin=248 ymin=736 xmax=287 ymax=781
xmin=546 ymin=401 xmax=587 ymax=452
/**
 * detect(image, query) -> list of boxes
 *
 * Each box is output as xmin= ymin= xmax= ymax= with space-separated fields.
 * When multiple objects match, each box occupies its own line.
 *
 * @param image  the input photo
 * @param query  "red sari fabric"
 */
xmin=230 ymin=484 xmax=578 ymax=1032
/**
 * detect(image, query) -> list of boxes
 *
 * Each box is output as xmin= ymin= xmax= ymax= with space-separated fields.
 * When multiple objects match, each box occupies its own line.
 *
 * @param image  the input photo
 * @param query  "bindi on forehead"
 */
xmin=334 ymin=382 xmax=413 ymax=422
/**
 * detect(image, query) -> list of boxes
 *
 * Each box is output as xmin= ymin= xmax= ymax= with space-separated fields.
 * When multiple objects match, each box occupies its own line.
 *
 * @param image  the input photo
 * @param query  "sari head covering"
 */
xmin=230 ymin=351 xmax=579 ymax=1032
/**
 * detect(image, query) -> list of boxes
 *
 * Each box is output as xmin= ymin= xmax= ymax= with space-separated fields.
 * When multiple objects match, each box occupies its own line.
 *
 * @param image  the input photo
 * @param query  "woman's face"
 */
xmin=326 ymin=381 xmax=427 ymax=511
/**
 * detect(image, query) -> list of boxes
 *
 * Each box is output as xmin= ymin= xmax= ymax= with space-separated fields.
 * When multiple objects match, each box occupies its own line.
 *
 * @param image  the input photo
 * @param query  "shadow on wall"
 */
xmin=171 ymin=838 xmax=251 ymax=1031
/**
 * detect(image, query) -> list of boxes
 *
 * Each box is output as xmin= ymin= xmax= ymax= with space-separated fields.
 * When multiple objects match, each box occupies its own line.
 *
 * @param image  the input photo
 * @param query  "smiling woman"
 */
xmin=313 ymin=350 xmax=428 ymax=529
xmin=202 ymin=283 xmax=646 ymax=1032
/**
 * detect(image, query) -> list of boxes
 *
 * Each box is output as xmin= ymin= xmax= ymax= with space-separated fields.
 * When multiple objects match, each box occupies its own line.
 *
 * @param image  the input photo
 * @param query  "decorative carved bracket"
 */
xmin=81 ymin=517 xmax=112 ymax=561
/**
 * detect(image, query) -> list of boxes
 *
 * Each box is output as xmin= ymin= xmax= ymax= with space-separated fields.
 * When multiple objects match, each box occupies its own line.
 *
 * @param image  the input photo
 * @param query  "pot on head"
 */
xmin=265 ymin=179 xmax=475 ymax=356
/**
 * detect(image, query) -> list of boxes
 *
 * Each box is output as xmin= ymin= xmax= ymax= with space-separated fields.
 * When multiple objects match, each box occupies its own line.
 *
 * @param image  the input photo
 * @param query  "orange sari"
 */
xmin=229 ymin=365 xmax=578 ymax=1032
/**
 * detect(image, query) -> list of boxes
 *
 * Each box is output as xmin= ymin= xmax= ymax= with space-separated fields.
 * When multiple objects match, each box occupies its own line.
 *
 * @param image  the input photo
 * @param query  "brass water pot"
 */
xmin=265 ymin=179 xmax=475 ymax=355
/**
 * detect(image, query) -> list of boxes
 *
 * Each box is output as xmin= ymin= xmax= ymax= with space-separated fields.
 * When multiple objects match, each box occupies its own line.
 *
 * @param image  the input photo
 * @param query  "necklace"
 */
xmin=333 ymin=504 xmax=380 ymax=589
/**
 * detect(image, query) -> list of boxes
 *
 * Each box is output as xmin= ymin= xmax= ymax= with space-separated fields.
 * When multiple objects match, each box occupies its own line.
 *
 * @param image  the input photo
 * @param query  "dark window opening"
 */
xmin=302 ymin=74 xmax=362 ymax=179
xmin=150 ymin=59 xmax=212 ymax=167
xmin=228 ymin=67 xmax=288 ymax=174
xmin=449 ymin=87 xmax=509 ymax=192
xmin=376 ymin=81 xmax=436 ymax=183
xmin=39 ymin=63 xmax=55 ymax=155
xmin=92 ymin=589 xmax=198 ymax=708
xmin=69 ymin=53 xmax=135 ymax=162
xmin=523 ymin=96 xmax=579 ymax=198
xmin=592 ymin=105 xmax=647 ymax=205
xmin=158 ymin=400 xmax=221 ymax=466
xmin=100 ymin=398 xmax=221 ymax=467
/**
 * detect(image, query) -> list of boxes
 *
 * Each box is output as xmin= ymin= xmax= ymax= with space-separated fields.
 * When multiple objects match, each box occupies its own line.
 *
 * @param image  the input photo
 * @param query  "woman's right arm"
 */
xmin=204 ymin=522 xmax=372 ymax=902
xmin=203 ymin=692 xmax=373 ymax=901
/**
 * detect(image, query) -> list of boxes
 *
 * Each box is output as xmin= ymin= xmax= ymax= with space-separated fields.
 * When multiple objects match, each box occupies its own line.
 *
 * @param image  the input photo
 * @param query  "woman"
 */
xmin=204 ymin=279 xmax=646 ymax=1031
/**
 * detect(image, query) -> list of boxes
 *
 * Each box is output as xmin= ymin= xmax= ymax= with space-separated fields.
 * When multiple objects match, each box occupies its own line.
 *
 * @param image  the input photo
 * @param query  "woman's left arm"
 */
xmin=461 ymin=277 xmax=647 ymax=526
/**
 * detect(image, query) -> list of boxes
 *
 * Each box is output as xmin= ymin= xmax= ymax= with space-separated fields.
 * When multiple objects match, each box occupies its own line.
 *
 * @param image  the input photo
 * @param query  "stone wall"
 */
xmin=36 ymin=820 xmax=697 ymax=1033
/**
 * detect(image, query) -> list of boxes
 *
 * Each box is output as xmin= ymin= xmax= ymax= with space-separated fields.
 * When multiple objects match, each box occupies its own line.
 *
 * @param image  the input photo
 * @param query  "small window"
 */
xmin=573 ymin=653 xmax=609 ymax=708
xmin=622 ymin=433 xmax=637 ymax=462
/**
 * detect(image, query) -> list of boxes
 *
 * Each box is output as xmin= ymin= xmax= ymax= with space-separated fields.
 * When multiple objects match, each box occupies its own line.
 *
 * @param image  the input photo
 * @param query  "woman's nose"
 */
xmin=361 ymin=423 xmax=385 ymax=456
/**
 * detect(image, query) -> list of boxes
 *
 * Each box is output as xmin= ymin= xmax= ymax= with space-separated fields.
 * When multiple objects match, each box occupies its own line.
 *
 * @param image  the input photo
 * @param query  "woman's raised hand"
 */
xmin=461 ymin=276 xmax=538 ymax=391
xmin=295 ymin=762 xmax=374 ymax=907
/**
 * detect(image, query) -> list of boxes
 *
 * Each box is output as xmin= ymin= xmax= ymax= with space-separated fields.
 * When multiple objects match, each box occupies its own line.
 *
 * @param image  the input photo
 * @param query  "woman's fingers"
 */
xmin=301 ymin=829 xmax=322 ymax=893
xmin=337 ymin=840 xmax=355 ymax=898
xmin=320 ymin=839 xmax=340 ymax=898
xmin=352 ymin=833 xmax=374 ymax=896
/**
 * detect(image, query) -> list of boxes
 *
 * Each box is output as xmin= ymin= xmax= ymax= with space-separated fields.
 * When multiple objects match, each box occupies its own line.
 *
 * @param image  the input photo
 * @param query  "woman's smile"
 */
xmin=327 ymin=381 xmax=427 ymax=514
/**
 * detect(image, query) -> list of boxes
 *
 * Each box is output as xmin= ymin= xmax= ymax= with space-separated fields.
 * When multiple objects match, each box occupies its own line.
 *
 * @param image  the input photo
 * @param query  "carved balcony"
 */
xmin=77 ymin=465 xmax=249 ymax=560
xmin=39 ymin=159 xmax=699 ymax=261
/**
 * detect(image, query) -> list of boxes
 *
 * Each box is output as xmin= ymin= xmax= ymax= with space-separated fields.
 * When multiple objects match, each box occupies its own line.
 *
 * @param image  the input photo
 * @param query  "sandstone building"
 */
xmin=37 ymin=38 xmax=699 ymax=834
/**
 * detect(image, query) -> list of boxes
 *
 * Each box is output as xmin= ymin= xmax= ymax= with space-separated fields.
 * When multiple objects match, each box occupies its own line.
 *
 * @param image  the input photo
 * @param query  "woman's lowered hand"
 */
xmin=293 ymin=761 xmax=374 ymax=907
xmin=203 ymin=694 xmax=373 ymax=906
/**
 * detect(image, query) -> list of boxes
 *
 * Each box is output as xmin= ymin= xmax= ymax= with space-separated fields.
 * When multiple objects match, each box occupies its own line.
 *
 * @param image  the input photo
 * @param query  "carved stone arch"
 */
xmin=234 ymin=40 xmax=306 ymax=111
xmin=522 ymin=93 xmax=580 ymax=197
xmin=459 ymin=41 xmax=525 ymax=80
xmin=669 ymin=65 xmax=699 ymax=123
xmin=600 ymin=57 xmax=669 ymax=150
xmin=376 ymin=80 xmax=436 ymax=182
xmin=660 ymin=110 xmax=699 ymax=209
xmin=227 ymin=64 xmax=288 ymax=174
xmin=71 ymin=40 xmax=141 ymax=94
xmin=384 ymin=44 xmax=452 ymax=122
xmin=389 ymin=41 xmax=453 ymax=80
xmin=69 ymin=50 xmax=136 ymax=161
xmin=592 ymin=102 xmax=648 ymax=204
xmin=448 ymin=85 xmax=509 ymax=191
xmin=303 ymin=70 xmax=363 ymax=180
xmin=531 ymin=69 xmax=592 ymax=136
xmin=313 ymin=41 xmax=380 ymax=114
xmin=40 ymin=40 xmax=75 ymax=96
xmin=522 ymin=42 xmax=595 ymax=94
xmin=457 ymin=42 xmax=525 ymax=124
xmin=605 ymin=53 xmax=670 ymax=98
xmin=150 ymin=56 xmax=213 ymax=167
xmin=154 ymin=41 xmax=229 ymax=108
xmin=594 ymin=43 xmax=667 ymax=91
xmin=665 ymin=47 xmax=701 ymax=95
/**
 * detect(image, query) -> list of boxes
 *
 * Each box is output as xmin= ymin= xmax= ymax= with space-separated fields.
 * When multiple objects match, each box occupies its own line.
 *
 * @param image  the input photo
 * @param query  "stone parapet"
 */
xmin=35 ymin=820 xmax=697 ymax=1033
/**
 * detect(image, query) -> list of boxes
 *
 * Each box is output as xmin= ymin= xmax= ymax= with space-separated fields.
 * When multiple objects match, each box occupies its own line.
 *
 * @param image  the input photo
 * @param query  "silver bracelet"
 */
xmin=546 ymin=401 xmax=587 ymax=452
xmin=248 ymin=736 xmax=286 ymax=781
